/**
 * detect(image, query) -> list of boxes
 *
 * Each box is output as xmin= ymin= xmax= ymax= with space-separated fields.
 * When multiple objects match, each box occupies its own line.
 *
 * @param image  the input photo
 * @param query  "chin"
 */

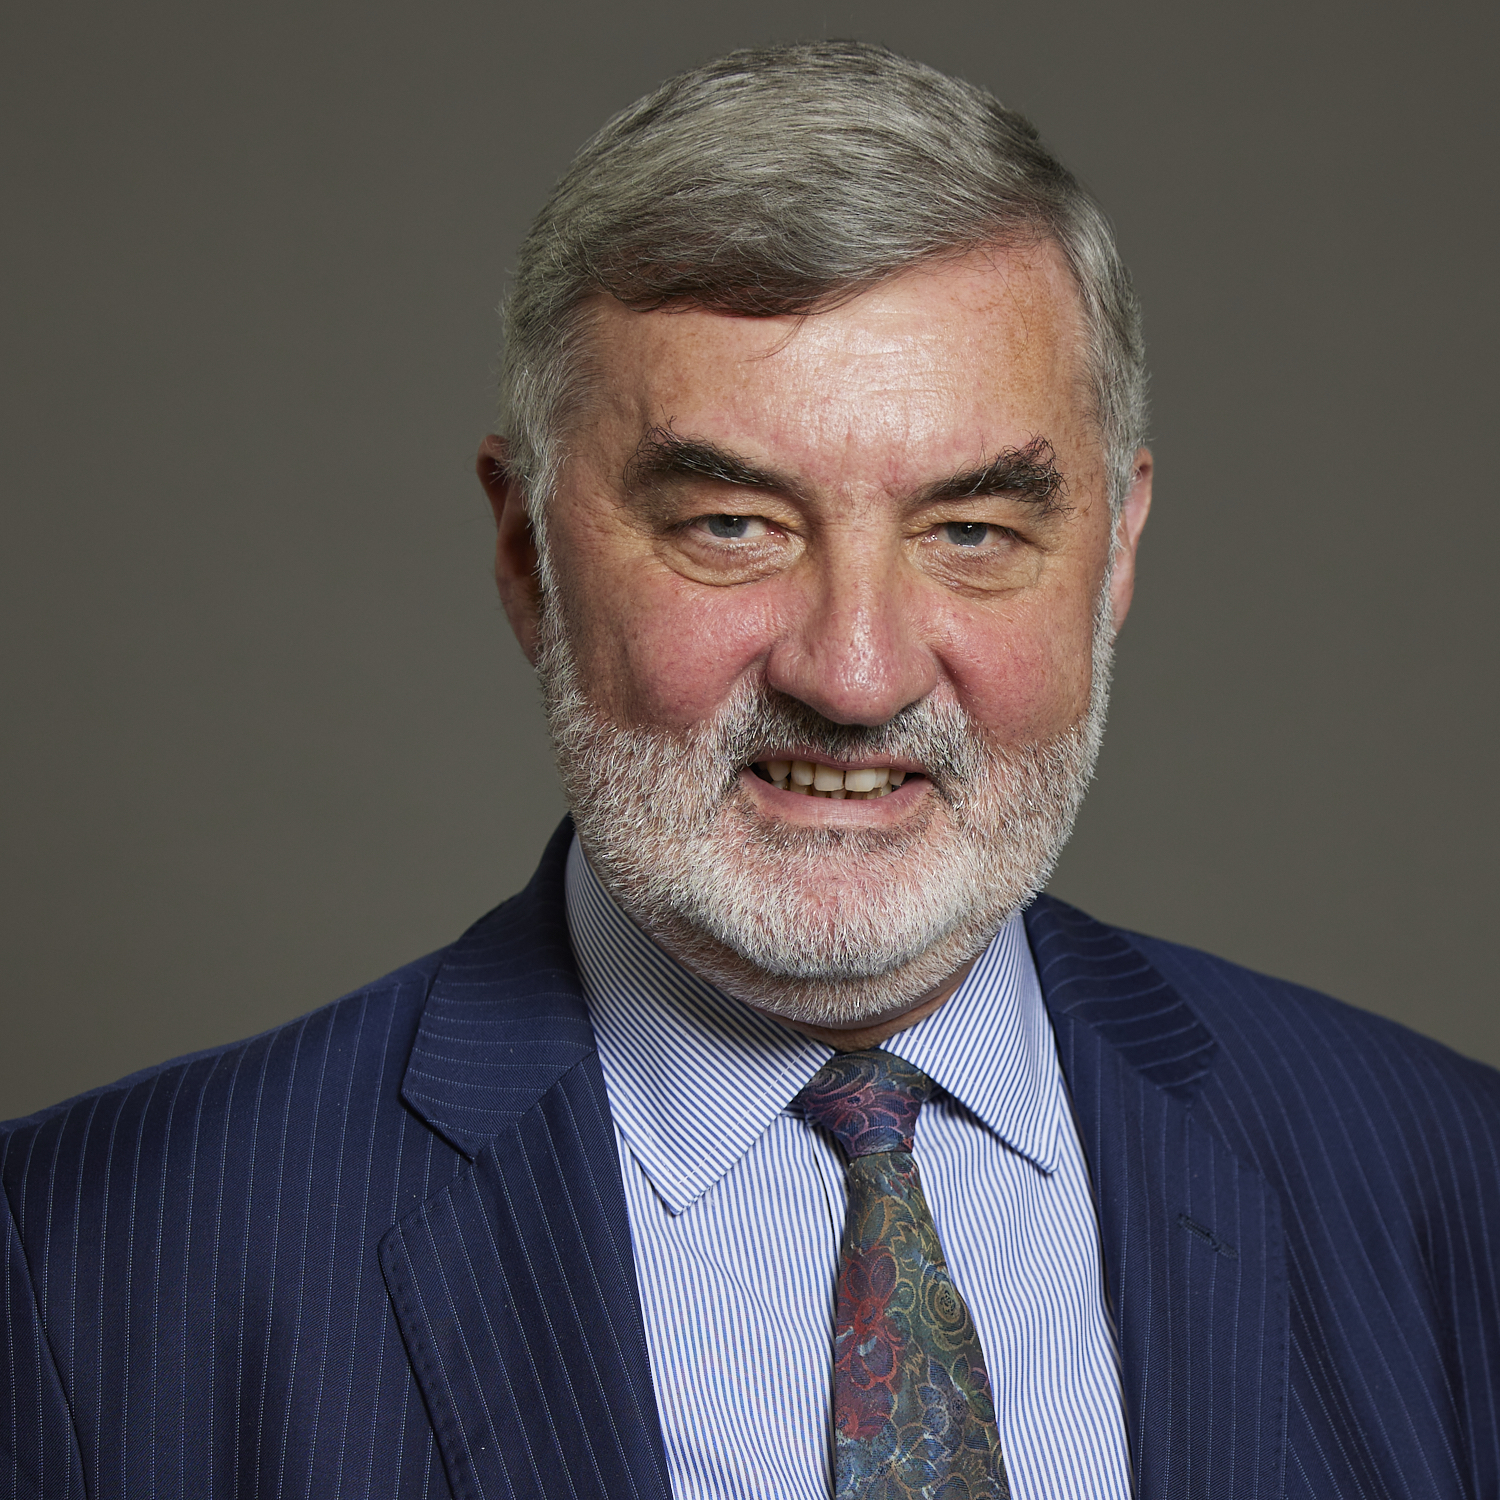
xmin=578 ymin=782 xmax=1070 ymax=1030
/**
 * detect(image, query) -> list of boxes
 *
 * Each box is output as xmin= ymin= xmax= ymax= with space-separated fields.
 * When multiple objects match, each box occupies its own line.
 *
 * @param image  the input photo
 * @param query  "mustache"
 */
xmin=702 ymin=686 xmax=986 ymax=792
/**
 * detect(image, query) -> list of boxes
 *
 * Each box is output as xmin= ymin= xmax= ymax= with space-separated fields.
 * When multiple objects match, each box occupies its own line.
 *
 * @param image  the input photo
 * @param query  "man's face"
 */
xmin=486 ymin=244 xmax=1150 ymax=1029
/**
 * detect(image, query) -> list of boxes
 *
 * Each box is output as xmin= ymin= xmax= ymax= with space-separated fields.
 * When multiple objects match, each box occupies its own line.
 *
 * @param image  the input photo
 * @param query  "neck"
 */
xmin=633 ymin=901 xmax=992 ymax=1048
xmin=760 ymin=958 xmax=977 ymax=1051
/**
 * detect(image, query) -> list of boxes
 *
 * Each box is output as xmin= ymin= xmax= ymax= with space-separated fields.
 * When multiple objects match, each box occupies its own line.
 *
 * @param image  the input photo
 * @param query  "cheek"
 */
xmin=563 ymin=573 xmax=781 ymax=729
xmin=941 ymin=600 xmax=1098 ymax=746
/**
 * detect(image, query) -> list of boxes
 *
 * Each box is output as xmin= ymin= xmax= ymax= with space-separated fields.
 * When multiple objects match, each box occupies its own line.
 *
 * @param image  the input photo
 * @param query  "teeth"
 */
xmin=760 ymin=761 xmax=913 ymax=797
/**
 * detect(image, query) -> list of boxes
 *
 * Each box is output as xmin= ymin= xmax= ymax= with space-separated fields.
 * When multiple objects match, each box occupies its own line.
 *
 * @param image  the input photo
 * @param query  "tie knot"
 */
xmin=795 ymin=1050 xmax=937 ymax=1158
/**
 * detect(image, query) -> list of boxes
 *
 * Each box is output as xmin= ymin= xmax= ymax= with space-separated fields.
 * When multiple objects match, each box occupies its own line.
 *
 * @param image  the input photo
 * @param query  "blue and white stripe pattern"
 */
xmin=566 ymin=840 xmax=1132 ymax=1500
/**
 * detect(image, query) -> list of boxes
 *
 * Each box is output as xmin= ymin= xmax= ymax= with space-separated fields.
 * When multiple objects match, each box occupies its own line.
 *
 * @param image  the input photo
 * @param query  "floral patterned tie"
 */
xmin=797 ymin=1050 xmax=1011 ymax=1500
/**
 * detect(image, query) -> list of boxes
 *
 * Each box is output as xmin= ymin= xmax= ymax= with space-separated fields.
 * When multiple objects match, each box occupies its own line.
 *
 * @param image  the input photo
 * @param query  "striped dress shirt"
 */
xmin=565 ymin=839 xmax=1133 ymax=1500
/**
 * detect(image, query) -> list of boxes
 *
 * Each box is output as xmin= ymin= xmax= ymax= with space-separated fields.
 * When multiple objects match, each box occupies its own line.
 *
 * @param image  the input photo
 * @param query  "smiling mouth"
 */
xmin=750 ymin=759 xmax=915 ymax=800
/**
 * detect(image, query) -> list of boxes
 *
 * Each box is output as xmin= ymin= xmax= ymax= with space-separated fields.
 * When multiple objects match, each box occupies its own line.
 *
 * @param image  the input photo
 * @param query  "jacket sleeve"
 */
xmin=2 ymin=1182 xmax=85 ymax=1499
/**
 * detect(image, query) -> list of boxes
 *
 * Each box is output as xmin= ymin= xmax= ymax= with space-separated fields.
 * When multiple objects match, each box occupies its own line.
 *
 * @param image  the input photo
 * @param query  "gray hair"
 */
xmin=498 ymin=40 xmax=1147 ymax=520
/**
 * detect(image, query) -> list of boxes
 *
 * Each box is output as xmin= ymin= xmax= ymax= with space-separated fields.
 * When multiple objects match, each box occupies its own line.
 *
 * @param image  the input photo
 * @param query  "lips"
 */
xmin=752 ymin=759 xmax=913 ymax=799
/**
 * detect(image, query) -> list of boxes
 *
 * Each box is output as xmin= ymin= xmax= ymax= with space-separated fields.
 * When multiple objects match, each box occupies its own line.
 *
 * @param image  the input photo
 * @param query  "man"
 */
xmin=3 ymin=40 xmax=1497 ymax=1500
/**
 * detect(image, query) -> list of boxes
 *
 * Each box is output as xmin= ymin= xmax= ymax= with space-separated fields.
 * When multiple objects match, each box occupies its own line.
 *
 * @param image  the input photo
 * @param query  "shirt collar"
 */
xmin=566 ymin=837 xmax=1063 ymax=1216
xmin=881 ymin=914 xmax=1063 ymax=1175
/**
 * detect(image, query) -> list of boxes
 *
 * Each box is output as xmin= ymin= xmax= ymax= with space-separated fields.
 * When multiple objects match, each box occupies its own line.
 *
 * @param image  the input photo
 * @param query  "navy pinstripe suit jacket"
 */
xmin=5 ymin=821 xmax=1499 ymax=1499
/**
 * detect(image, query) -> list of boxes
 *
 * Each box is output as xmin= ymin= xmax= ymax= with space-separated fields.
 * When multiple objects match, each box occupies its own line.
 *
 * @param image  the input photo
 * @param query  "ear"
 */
xmin=1105 ymin=447 xmax=1153 ymax=632
xmin=477 ymin=434 xmax=544 ymax=665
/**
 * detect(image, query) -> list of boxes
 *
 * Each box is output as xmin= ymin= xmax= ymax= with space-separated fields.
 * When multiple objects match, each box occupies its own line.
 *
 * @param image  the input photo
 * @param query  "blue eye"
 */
xmin=943 ymin=522 xmax=989 ymax=547
xmin=705 ymin=515 xmax=752 ymax=539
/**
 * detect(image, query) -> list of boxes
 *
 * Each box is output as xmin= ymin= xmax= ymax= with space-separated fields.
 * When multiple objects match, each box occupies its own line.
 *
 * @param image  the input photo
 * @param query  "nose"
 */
xmin=764 ymin=540 xmax=940 ymax=727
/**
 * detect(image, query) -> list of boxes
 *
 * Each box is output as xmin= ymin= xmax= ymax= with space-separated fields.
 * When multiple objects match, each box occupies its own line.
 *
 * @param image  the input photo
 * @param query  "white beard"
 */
xmin=537 ymin=593 xmax=1114 ymax=1029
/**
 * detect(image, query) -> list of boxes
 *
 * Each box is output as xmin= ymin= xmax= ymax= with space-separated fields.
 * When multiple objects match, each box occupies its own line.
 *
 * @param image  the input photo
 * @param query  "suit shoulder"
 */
xmin=0 ymin=944 xmax=448 ymax=1147
xmin=1118 ymin=921 xmax=1500 ymax=1109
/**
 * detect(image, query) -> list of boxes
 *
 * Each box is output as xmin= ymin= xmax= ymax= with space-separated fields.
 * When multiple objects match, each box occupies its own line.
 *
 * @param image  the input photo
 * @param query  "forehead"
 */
xmin=580 ymin=243 xmax=1096 ymax=488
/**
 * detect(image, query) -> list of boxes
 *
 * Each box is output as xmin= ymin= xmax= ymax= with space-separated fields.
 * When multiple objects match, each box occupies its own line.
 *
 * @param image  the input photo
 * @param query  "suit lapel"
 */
xmin=382 ymin=823 xmax=671 ymax=1500
xmin=1027 ymin=895 xmax=1290 ymax=1500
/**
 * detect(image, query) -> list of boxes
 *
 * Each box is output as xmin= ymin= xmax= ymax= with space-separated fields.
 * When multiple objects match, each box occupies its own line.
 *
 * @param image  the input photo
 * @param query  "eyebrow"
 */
xmin=623 ymin=427 xmax=1067 ymax=514
xmin=624 ymin=428 xmax=802 ymax=501
xmin=918 ymin=436 xmax=1068 ymax=513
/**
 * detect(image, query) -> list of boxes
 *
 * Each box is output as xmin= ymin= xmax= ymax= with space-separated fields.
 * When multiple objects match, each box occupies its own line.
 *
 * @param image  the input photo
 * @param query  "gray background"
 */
xmin=3 ymin=0 xmax=1496 ymax=1119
